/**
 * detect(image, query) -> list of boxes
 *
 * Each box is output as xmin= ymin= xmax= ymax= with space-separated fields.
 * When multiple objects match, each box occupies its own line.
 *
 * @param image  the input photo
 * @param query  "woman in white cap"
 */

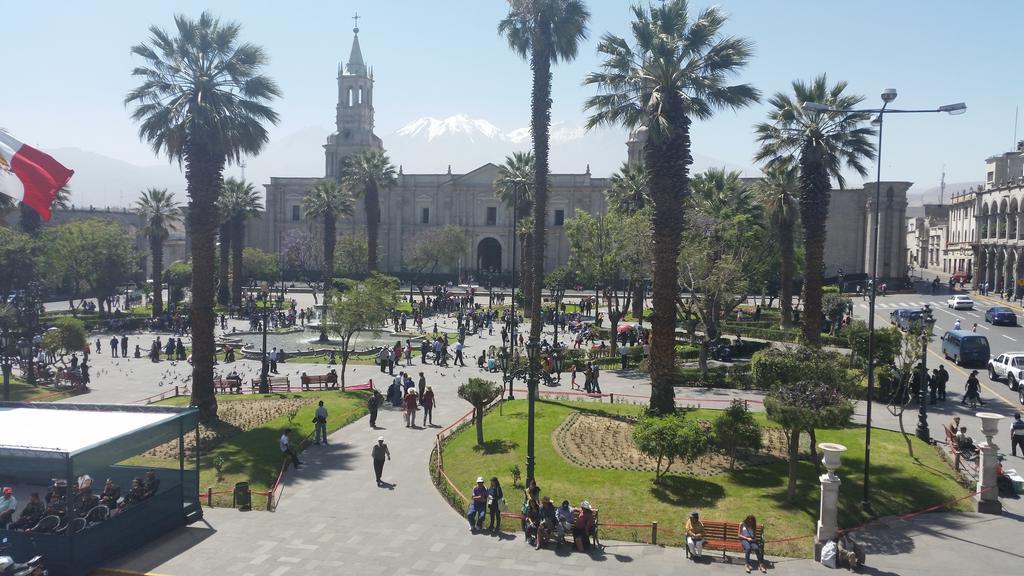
xmin=573 ymin=500 xmax=594 ymax=551
xmin=371 ymin=436 xmax=390 ymax=486
xmin=467 ymin=476 xmax=488 ymax=531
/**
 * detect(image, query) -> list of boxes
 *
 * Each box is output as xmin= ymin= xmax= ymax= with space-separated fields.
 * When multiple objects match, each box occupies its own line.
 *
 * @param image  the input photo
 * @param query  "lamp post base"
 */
xmin=915 ymin=424 xmax=930 ymax=442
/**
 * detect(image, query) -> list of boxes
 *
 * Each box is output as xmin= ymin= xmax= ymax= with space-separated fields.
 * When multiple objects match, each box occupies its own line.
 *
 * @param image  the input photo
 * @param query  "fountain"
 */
xmin=222 ymin=326 xmax=421 ymax=358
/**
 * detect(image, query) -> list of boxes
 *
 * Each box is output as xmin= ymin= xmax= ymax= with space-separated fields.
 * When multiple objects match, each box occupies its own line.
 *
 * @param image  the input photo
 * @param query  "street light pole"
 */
xmin=916 ymin=305 xmax=935 ymax=441
xmin=259 ymin=282 xmax=270 ymax=394
xmin=525 ymin=338 xmax=540 ymax=486
xmin=802 ymin=93 xmax=965 ymax=514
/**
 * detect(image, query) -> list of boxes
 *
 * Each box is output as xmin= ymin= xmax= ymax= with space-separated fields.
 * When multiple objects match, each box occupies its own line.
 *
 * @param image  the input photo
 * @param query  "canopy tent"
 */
xmin=0 ymin=402 xmax=199 ymax=576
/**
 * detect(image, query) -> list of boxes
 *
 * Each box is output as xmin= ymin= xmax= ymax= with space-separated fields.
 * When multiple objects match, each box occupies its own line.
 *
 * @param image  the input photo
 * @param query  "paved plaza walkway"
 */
xmin=39 ymin=293 xmax=1021 ymax=574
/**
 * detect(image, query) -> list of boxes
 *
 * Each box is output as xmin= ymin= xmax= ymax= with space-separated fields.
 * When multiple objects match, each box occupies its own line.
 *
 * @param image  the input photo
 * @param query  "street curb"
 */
xmin=973 ymin=292 xmax=1024 ymax=313
xmin=91 ymin=570 xmax=173 ymax=576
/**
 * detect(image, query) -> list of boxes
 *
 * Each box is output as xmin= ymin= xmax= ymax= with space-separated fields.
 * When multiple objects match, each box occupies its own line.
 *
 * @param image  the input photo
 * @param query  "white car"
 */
xmin=947 ymin=295 xmax=975 ymax=310
xmin=988 ymin=352 xmax=1024 ymax=390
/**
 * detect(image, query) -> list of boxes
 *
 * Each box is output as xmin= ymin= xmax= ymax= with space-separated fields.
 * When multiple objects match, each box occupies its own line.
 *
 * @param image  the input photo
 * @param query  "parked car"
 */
xmin=950 ymin=271 xmax=971 ymax=284
xmin=889 ymin=308 xmax=926 ymax=331
xmin=984 ymin=306 xmax=1018 ymax=326
xmin=942 ymin=330 xmax=990 ymax=367
xmin=946 ymin=295 xmax=975 ymax=310
xmin=988 ymin=352 xmax=1024 ymax=390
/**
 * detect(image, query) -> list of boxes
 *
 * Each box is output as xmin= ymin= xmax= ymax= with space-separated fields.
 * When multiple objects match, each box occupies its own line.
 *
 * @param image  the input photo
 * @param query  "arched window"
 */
xmin=348 ymin=88 xmax=353 ymax=107
xmin=358 ymin=87 xmax=363 ymax=104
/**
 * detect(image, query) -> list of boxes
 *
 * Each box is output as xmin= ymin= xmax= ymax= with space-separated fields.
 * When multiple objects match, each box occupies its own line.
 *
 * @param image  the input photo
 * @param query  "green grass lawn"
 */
xmin=438 ymin=400 xmax=968 ymax=558
xmin=5 ymin=376 xmax=73 ymax=401
xmin=132 ymin=390 xmax=369 ymax=507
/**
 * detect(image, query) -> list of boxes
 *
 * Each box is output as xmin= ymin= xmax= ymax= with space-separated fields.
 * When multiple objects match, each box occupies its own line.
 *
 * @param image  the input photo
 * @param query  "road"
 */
xmin=855 ymin=285 xmax=1024 ymax=409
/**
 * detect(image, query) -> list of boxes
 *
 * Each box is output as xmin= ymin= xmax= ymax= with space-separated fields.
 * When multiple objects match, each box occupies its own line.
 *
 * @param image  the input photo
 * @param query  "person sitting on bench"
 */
xmin=8 ymin=492 xmax=44 ymax=530
xmin=956 ymin=427 xmax=978 ymax=459
xmin=739 ymin=514 xmax=767 ymax=573
xmin=573 ymin=500 xmax=595 ymax=552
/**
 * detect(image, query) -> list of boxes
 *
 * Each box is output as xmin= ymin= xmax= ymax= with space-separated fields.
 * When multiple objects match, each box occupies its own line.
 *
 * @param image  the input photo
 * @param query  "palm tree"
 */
xmin=126 ymin=12 xmax=280 ymax=422
xmin=606 ymin=161 xmax=649 ymax=214
xmin=691 ymin=167 xmax=756 ymax=218
xmin=754 ymin=75 xmax=875 ymax=344
xmin=494 ymin=151 xmax=536 ymax=311
xmin=217 ymin=218 xmax=231 ymax=305
xmin=219 ymin=178 xmax=263 ymax=306
xmin=499 ymin=0 xmax=590 ymax=393
xmin=755 ymin=160 xmax=800 ymax=328
xmin=584 ymin=0 xmax=759 ymax=415
xmin=304 ymin=179 xmax=354 ymax=287
xmin=341 ymin=149 xmax=397 ymax=272
xmin=134 ymin=188 xmax=182 ymax=317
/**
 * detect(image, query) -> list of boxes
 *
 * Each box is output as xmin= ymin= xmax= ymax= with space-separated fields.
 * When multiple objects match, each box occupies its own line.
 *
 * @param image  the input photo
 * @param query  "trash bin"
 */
xmin=233 ymin=481 xmax=251 ymax=510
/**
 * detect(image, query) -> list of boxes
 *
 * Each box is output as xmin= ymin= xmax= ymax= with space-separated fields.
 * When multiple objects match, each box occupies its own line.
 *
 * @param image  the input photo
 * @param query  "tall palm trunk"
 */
xmin=779 ymin=218 xmax=794 ymax=329
xmin=528 ymin=27 xmax=551 ymax=362
xmin=645 ymin=101 xmax=689 ymax=416
xmin=365 ymin=182 xmax=380 ymax=272
xmin=520 ymin=232 xmax=534 ymax=318
xmin=186 ymin=148 xmax=222 ymax=423
xmin=632 ymin=280 xmax=644 ymax=320
xmin=799 ymin=146 xmax=830 ymax=344
xmin=230 ymin=215 xmax=244 ymax=306
xmin=323 ymin=210 xmax=337 ymax=286
xmin=218 ymin=222 xmax=231 ymax=305
xmin=150 ymin=234 xmax=164 ymax=317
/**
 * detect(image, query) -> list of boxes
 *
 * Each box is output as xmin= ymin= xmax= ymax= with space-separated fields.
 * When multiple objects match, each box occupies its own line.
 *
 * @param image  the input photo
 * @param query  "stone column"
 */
xmin=814 ymin=442 xmax=847 ymax=560
xmin=976 ymin=412 xmax=1004 ymax=514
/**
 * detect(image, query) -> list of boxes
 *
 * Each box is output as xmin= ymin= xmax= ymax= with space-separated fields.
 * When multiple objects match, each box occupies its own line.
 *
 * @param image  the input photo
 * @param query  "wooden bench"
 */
xmin=300 ymin=373 xmax=338 ymax=390
xmin=685 ymin=520 xmax=764 ymax=561
xmin=249 ymin=376 xmax=291 ymax=393
xmin=214 ymin=377 xmax=243 ymax=394
xmin=943 ymin=424 xmax=979 ymax=479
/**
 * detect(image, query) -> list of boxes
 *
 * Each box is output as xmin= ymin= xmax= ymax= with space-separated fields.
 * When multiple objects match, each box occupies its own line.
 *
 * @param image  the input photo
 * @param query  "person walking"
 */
xmin=372 ymin=436 xmax=391 ymax=486
xmin=379 ymin=347 xmax=390 ymax=373
xmin=418 ymin=372 xmax=427 ymax=397
xmin=963 ymin=370 xmax=983 ymax=408
xmin=454 ymin=341 xmax=466 ymax=367
xmin=1011 ymin=412 xmax=1024 ymax=457
xmin=120 ymin=335 xmax=128 ymax=358
xmin=279 ymin=428 xmax=302 ymax=468
xmin=313 ymin=401 xmax=328 ymax=445
xmin=404 ymin=389 xmax=419 ymax=427
xmin=421 ymin=386 xmax=436 ymax=426
xmin=620 ymin=344 xmax=629 ymax=370
xmin=368 ymin=390 xmax=381 ymax=429
xmin=269 ymin=347 xmax=279 ymax=374
xmin=936 ymin=365 xmax=949 ymax=401
xmin=404 ymin=340 xmax=413 ymax=367
xmin=110 ymin=336 xmax=119 ymax=358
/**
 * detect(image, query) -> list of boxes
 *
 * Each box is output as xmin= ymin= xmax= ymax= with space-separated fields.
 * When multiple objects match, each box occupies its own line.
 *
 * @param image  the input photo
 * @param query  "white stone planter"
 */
xmin=818 ymin=442 xmax=848 ymax=480
xmin=976 ymin=412 xmax=1004 ymax=443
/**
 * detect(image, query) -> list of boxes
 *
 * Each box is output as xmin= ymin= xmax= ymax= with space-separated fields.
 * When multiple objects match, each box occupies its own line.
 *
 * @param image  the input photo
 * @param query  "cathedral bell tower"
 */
xmin=324 ymin=15 xmax=382 ymax=179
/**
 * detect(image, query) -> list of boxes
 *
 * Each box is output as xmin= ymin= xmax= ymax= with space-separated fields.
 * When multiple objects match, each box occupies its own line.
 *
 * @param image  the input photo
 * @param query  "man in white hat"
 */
xmin=372 ymin=436 xmax=391 ymax=486
xmin=467 ymin=477 xmax=487 ymax=531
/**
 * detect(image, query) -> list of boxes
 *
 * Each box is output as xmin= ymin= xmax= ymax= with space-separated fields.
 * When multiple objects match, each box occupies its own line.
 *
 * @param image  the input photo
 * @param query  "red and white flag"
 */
xmin=0 ymin=130 xmax=73 ymax=221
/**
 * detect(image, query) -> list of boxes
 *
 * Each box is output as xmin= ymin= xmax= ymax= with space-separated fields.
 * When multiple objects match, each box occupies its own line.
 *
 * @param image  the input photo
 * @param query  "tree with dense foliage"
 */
xmin=713 ymin=399 xmax=763 ymax=470
xmin=134 ymin=187 xmax=182 ymax=317
xmin=632 ymin=412 xmax=712 ymax=483
xmin=846 ymin=320 xmax=902 ymax=367
xmin=334 ymin=234 xmax=372 ymax=279
xmin=493 ymin=151 xmax=536 ymax=314
xmin=764 ymin=379 xmax=854 ymax=505
xmin=324 ymin=273 xmax=398 ymax=388
xmin=585 ymin=0 xmax=759 ymax=414
xmin=241 ymin=247 xmax=279 ymax=285
xmin=126 ymin=12 xmax=280 ymax=422
xmin=341 ymin=150 xmax=397 ymax=273
xmin=822 ymin=292 xmax=852 ymax=335
xmin=163 ymin=261 xmax=192 ymax=307
xmin=0 ymin=228 xmax=40 ymax=306
xmin=457 ymin=378 xmax=504 ymax=446
xmin=10 ymin=186 xmax=71 ymax=236
xmin=405 ymin=225 xmax=469 ymax=302
xmin=219 ymin=178 xmax=263 ymax=306
xmin=499 ymin=0 xmax=590 ymax=405
xmin=304 ymin=179 xmax=354 ymax=287
xmin=41 ymin=317 xmax=87 ymax=363
xmin=754 ymin=75 xmax=875 ymax=344
xmin=755 ymin=160 xmax=800 ymax=328
xmin=43 ymin=220 xmax=139 ymax=314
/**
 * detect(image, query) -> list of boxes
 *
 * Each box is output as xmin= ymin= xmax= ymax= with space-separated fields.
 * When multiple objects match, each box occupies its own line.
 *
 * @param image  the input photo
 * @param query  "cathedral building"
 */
xmin=248 ymin=27 xmax=909 ymax=283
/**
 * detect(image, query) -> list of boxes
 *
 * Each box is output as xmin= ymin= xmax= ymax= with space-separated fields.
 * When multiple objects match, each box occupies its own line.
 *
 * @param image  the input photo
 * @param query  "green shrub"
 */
xmin=632 ymin=412 xmax=712 ymax=482
xmin=713 ymin=399 xmax=763 ymax=469
xmin=751 ymin=346 xmax=854 ymax=391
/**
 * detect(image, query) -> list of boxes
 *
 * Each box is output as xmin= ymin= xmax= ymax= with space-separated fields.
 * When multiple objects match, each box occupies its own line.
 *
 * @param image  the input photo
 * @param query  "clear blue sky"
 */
xmin=1 ymin=0 xmax=1020 ymax=193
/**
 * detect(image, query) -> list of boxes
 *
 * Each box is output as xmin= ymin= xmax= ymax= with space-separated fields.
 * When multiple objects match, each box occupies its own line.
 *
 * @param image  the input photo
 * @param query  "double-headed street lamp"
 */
xmin=498 ymin=338 xmax=561 ymax=485
xmin=258 ymin=281 xmax=271 ymax=394
xmin=803 ymin=90 xmax=965 ymax=514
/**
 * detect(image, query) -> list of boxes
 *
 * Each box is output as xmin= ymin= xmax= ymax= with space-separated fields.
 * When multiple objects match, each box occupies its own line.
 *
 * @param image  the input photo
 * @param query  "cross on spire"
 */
xmin=352 ymin=12 xmax=360 ymax=33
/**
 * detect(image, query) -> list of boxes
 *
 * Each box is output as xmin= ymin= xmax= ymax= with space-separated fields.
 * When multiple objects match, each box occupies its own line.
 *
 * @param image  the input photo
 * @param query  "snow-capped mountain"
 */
xmin=395 ymin=114 xmax=504 ymax=143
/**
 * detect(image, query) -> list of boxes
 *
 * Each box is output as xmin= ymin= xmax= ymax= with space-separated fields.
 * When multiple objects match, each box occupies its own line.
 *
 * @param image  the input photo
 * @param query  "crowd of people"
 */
xmin=1 ymin=471 xmax=162 ymax=533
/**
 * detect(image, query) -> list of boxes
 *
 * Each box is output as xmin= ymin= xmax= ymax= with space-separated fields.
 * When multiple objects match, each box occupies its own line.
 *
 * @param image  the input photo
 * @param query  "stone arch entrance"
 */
xmin=477 ymin=237 xmax=502 ymax=273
